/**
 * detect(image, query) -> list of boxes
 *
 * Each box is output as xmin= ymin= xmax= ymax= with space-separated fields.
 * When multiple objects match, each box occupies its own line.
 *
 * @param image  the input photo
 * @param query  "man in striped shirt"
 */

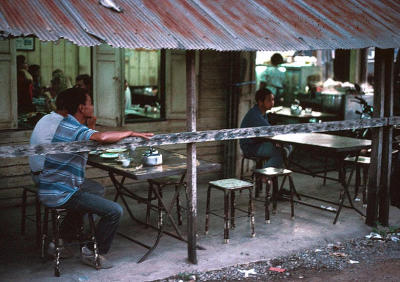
xmin=39 ymin=87 xmax=153 ymax=268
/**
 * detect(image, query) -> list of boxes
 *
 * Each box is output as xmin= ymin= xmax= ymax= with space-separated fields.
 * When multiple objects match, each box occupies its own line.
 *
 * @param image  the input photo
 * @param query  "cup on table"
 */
xmin=121 ymin=158 xmax=131 ymax=167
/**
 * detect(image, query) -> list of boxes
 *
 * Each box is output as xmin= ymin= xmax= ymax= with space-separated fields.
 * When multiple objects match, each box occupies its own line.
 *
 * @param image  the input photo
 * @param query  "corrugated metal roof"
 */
xmin=0 ymin=0 xmax=399 ymax=51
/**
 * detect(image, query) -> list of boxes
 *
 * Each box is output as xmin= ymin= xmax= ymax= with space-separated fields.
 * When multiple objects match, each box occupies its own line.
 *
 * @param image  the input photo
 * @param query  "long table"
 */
xmin=88 ymin=147 xmax=220 ymax=262
xmin=267 ymin=133 xmax=371 ymax=224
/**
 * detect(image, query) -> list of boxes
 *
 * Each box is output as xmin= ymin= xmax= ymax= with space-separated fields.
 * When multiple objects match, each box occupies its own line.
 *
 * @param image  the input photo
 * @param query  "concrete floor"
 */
xmin=1 ymin=171 xmax=400 ymax=282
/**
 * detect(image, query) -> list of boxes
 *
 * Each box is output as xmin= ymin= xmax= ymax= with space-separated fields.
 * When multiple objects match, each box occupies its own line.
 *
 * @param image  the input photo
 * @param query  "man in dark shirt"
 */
xmin=240 ymin=88 xmax=283 ymax=168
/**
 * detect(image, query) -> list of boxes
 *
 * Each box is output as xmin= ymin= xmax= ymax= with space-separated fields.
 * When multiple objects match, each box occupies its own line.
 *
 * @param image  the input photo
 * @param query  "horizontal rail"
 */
xmin=0 ymin=117 xmax=396 ymax=159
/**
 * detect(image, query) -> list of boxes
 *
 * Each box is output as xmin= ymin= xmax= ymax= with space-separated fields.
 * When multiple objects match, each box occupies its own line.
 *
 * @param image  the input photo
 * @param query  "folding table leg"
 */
xmin=230 ymin=191 xmax=235 ymax=229
xmin=205 ymin=186 xmax=211 ymax=235
xmin=249 ymin=188 xmax=255 ymax=238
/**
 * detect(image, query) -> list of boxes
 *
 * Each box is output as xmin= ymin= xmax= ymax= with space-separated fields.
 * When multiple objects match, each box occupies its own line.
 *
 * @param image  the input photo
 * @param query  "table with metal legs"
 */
xmin=268 ymin=133 xmax=371 ymax=224
xmin=88 ymin=147 xmax=220 ymax=262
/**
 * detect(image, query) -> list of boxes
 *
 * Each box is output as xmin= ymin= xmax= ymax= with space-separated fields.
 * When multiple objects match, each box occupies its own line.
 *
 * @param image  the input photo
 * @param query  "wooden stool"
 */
xmin=344 ymin=150 xmax=398 ymax=206
xmin=146 ymin=173 xmax=186 ymax=226
xmin=21 ymin=185 xmax=42 ymax=247
xmin=240 ymin=155 xmax=270 ymax=197
xmin=41 ymin=208 xmax=99 ymax=277
xmin=344 ymin=156 xmax=370 ymax=205
xmin=205 ymin=178 xmax=255 ymax=243
xmin=253 ymin=167 xmax=295 ymax=223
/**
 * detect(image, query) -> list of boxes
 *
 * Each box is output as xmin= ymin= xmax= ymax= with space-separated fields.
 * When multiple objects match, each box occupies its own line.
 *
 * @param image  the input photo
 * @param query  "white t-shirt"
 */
xmin=125 ymin=87 xmax=132 ymax=110
xmin=260 ymin=66 xmax=286 ymax=95
xmin=29 ymin=112 xmax=64 ymax=172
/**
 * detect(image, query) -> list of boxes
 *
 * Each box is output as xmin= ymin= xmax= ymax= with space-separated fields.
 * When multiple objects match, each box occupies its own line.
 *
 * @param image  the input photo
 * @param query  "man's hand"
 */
xmin=130 ymin=132 xmax=154 ymax=140
xmin=87 ymin=116 xmax=97 ymax=130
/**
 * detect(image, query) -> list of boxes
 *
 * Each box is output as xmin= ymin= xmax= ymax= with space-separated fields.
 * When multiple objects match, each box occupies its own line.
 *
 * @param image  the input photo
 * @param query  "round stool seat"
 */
xmin=209 ymin=178 xmax=253 ymax=190
xmin=253 ymin=167 xmax=292 ymax=176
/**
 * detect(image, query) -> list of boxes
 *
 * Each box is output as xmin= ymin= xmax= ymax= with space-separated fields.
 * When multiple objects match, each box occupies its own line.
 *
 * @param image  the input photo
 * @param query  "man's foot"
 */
xmin=47 ymin=240 xmax=74 ymax=259
xmin=81 ymin=246 xmax=113 ymax=269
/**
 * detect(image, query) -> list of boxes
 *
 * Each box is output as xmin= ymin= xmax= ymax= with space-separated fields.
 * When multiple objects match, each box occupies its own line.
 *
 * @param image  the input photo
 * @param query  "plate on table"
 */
xmin=99 ymin=153 xmax=119 ymax=159
xmin=105 ymin=148 xmax=127 ymax=153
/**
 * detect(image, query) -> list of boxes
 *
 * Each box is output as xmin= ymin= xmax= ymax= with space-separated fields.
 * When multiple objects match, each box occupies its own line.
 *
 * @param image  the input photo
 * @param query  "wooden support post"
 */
xmin=366 ymin=49 xmax=385 ymax=226
xmin=186 ymin=50 xmax=197 ymax=264
xmin=379 ymin=48 xmax=394 ymax=226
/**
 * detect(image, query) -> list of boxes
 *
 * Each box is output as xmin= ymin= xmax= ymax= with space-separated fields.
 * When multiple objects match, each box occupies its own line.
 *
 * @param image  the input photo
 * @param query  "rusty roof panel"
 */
xmin=0 ymin=0 xmax=399 ymax=51
xmin=0 ymin=0 xmax=100 ymax=46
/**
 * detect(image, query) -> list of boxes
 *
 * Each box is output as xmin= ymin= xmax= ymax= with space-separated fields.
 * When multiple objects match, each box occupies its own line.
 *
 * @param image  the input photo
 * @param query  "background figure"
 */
xmin=259 ymin=53 xmax=286 ymax=103
xmin=75 ymin=74 xmax=92 ymax=97
xmin=44 ymin=69 xmax=72 ymax=112
xmin=124 ymin=80 xmax=131 ymax=110
xmin=17 ymin=55 xmax=35 ymax=113
xmin=28 ymin=64 xmax=41 ymax=98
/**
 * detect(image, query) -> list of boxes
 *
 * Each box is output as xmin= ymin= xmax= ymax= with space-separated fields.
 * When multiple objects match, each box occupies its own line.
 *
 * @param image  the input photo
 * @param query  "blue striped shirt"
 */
xmin=39 ymin=115 xmax=97 ymax=207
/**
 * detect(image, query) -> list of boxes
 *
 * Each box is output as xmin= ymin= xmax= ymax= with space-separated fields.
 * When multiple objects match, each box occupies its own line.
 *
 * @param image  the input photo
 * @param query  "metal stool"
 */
xmin=253 ymin=167 xmax=295 ymax=223
xmin=41 ymin=207 xmax=99 ymax=277
xmin=146 ymin=173 xmax=186 ymax=226
xmin=240 ymin=155 xmax=270 ymax=197
xmin=21 ymin=185 xmax=42 ymax=247
xmin=344 ymin=156 xmax=370 ymax=205
xmin=205 ymin=178 xmax=255 ymax=243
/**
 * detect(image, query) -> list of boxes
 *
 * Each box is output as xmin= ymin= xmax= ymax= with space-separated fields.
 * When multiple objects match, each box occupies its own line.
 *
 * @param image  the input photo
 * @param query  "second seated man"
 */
xmin=240 ymin=88 xmax=284 ymax=168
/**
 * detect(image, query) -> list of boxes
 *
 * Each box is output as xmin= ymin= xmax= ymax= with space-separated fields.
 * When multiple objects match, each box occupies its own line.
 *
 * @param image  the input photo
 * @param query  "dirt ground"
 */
xmin=158 ymin=233 xmax=400 ymax=281
xmin=283 ymin=259 xmax=400 ymax=281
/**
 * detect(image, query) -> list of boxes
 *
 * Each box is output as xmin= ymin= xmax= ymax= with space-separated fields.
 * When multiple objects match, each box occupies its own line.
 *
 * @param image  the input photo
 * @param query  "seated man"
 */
xmin=240 ymin=88 xmax=283 ymax=168
xmin=39 ymin=87 xmax=153 ymax=268
xmin=29 ymin=90 xmax=104 ymax=244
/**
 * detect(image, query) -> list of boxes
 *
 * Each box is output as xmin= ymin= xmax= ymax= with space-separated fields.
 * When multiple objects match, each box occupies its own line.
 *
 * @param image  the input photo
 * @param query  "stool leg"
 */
xmin=288 ymin=175 xmax=295 ymax=219
xmin=35 ymin=195 xmax=42 ymax=247
xmin=230 ymin=191 xmax=235 ymax=229
xmin=88 ymin=214 xmax=100 ymax=270
xmin=255 ymin=175 xmax=261 ymax=198
xmin=53 ymin=210 xmax=61 ymax=277
xmin=175 ymin=184 xmax=182 ymax=226
xmin=41 ymin=207 xmax=49 ymax=259
xmin=354 ymin=165 xmax=361 ymax=199
xmin=21 ymin=189 xmax=28 ymax=235
xmin=249 ymin=188 xmax=255 ymax=238
xmin=224 ymin=191 xmax=230 ymax=244
xmin=362 ymin=165 xmax=368 ymax=207
xmin=240 ymin=157 xmax=245 ymax=180
xmin=205 ymin=186 xmax=211 ymax=235
xmin=272 ymin=176 xmax=278 ymax=214
xmin=265 ymin=180 xmax=271 ymax=224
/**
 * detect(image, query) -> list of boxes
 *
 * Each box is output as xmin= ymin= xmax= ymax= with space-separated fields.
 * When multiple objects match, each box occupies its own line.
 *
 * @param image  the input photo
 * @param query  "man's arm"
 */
xmin=90 ymin=131 xmax=153 ymax=143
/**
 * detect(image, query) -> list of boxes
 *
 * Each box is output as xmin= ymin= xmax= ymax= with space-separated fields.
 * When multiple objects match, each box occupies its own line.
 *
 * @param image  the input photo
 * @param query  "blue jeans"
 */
xmin=255 ymin=142 xmax=284 ymax=168
xmin=60 ymin=189 xmax=123 ymax=254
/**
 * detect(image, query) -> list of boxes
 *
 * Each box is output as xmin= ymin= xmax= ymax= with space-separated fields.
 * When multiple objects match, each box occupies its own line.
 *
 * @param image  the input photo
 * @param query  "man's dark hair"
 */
xmin=59 ymin=87 xmax=88 ymax=115
xmin=270 ymin=53 xmax=284 ymax=66
xmin=255 ymin=88 xmax=273 ymax=103
xmin=75 ymin=74 xmax=92 ymax=87
xmin=17 ymin=55 xmax=26 ymax=68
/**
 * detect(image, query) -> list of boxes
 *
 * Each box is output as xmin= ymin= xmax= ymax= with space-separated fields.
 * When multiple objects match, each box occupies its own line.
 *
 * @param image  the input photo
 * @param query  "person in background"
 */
xmin=124 ymin=79 xmax=132 ymax=110
xmin=259 ymin=53 xmax=286 ymax=103
xmin=28 ymin=64 xmax=41 ymax=98
xmin=75 ymin=74 xmax=92 ymax=97
xmin=240 ymin=88 xmax=285 ymax=168
xmin=43 ymin=69 xmax=72 ymax=112
xmin=17 ymin=55 xmax=35 ymax=113
xmin=39 ymin=87 xmax=153 ymax=268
